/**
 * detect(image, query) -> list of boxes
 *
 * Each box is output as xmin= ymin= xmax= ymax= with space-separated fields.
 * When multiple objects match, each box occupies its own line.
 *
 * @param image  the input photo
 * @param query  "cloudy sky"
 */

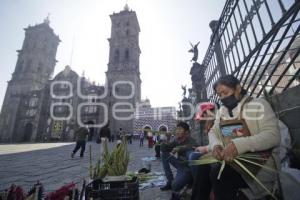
xmin=0 ymin=0 xmax=225 ymax=109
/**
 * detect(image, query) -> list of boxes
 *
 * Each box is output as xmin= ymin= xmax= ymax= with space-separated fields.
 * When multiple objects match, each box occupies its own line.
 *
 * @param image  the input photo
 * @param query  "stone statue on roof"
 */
xmin=188 ymin=41 xmax=200 ymax=62
xmin=181 ymin=85 xmax=187 ymax=98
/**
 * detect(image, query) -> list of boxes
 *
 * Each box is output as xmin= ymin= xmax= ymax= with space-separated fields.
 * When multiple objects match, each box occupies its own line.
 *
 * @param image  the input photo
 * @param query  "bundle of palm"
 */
xmin=93 ymin=139 xmax=130 ymax=179
xmin=189 ymin=129 xmax=280 ymax=200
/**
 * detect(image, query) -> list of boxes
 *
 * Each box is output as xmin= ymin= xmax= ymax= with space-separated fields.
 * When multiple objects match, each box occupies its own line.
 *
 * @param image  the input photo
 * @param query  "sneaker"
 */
xmin=71 ymin=153 xmax=75 ymax=158
xmin=160 ymin=182 xmax=172 ymax=191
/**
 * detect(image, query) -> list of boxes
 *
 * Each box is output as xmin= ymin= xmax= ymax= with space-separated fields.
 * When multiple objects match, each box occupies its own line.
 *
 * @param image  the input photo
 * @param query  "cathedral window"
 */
xmin=61 ymin=83 xmax=68 ymax=89
xmin=126 ymin=29 xmax=130 ymax=36
xmin=85 ymin=106 xmax=89 ymax=113
xmin=126 ymin=21 xmax=130 ymax=26
xmin=125 ymin=49 xmax=130 ymax=60
xmin=57 ymin=107 xmax=63 ymax=112
xmin=26 ymin=109 xmax=36 ymax=116
xmin=29 ymin=98 xmax=38 ymax=107
xmin=85 ymin=106 xmax=97 ymax=113
xmin=114 ymin=49 xmax=120 ymax=63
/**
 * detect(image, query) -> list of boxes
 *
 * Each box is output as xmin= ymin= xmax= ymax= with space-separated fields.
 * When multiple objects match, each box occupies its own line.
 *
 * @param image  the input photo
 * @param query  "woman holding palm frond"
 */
xmin=208 ymin=75 xmax=280 ymax=200
xmin=189 ymin=102 xmax=216 ymax=200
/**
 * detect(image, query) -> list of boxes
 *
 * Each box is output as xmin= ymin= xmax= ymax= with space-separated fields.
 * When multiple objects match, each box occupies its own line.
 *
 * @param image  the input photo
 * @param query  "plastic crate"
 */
xmin=85 ymin=177 xmax=139 ymax=200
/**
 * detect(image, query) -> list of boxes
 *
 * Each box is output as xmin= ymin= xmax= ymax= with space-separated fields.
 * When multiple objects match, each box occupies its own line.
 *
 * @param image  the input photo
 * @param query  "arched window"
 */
xmin=125 ymin=49 xmax=130 ymax=61
xmin=114 ymin=49 xmax=120 ymax=63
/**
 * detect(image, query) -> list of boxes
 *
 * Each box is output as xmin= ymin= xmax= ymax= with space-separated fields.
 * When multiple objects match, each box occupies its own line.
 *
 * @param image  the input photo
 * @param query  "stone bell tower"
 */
xmin=105 ymin=4 xmax=142 ymax=134
xmin=0 ymin=17 xmax=60 ymax=142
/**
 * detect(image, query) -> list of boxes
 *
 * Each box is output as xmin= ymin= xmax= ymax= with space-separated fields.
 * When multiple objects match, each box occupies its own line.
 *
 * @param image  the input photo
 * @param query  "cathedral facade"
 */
xmin=0 ymin=6 xmax=144 ymax=142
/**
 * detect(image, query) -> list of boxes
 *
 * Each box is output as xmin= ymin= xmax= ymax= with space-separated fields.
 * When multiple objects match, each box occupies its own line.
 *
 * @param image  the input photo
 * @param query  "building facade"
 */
xmin=106 ymin=5 xmax=142 ymax=135
xmin=0 ymin=18 xmax=60 ymax=142
xmin=0 ymin=6 xmax=144 ymax=142
xmin=133 ymin=99 xmax=177 ymax=136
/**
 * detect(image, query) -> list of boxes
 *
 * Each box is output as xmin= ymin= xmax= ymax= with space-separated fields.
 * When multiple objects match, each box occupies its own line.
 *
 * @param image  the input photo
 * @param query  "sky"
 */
xmin=0 ymin=0 xmax=225 ymax=109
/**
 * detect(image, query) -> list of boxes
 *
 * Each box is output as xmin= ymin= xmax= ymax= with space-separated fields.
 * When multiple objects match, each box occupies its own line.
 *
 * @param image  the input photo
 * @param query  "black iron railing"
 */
xmin=203 ymin=0 xmax=300 ymax=101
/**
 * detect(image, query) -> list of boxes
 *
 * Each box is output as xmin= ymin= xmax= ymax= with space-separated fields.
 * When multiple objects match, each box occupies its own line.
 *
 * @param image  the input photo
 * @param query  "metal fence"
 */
xmin=203 ymin=0 xmax=300 ymax=101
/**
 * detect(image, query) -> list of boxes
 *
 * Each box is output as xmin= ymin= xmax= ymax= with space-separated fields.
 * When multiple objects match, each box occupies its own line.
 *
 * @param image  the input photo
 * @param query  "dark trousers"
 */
xmin=72 ymin=140 xmax=86 ymax=157
xmin=155 ymin=144 xmax=161 ymax=157
xmin=191 ymin=165 xmax=211 ymax=200
xmin=128 ymin=136 xmax=132 ymax=144
xmin=148 ymin=137 xmax=153 ymax=148
xmin=188 ymin=152 xmax=211 ymax=200
xmin=140 ymin=138 xmax=144 ymax=147
xmin=210 ymin=163 xmax=247 ymax=200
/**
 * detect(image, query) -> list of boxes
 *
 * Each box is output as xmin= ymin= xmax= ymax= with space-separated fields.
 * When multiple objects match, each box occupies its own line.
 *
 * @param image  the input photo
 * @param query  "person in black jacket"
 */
xmin=71 ymin=125 xmax=89 ymax=158
xmin=98 ymin=121 xmax=111 ymax=159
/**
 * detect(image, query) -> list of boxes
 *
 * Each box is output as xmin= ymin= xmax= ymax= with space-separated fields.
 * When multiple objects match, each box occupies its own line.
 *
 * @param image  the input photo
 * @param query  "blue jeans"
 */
xmin=161 ymin=151 xmax=192 ymax=192
xmin=188 ymin=151 xmax=202 ymax=177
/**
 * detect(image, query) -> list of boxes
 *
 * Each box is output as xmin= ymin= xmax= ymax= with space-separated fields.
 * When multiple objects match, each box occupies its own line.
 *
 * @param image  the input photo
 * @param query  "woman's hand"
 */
xmin=223 ymin=142 xmax=238 ymax=162
xmin=212 ymin=145 xmax=224 ymax=160
xmin=195 ymin=146 xmax=208 ymax=154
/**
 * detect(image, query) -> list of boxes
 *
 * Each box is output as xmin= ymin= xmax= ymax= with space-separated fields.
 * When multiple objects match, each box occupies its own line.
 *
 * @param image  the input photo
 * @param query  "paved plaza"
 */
xmin=0 ymin=140 xmax=171 ymax=199
xmin=1 ymin=141 xmax=300 ymax=200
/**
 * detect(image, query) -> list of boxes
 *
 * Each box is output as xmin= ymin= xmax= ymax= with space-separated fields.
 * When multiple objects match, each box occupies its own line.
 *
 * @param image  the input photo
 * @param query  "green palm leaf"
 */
xmin=233 ymin=159 xmax=277 ymax=200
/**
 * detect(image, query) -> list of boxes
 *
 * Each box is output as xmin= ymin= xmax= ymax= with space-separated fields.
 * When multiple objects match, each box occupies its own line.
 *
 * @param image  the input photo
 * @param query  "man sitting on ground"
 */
xmin=160 ymin=121 xmax=198 ymax=200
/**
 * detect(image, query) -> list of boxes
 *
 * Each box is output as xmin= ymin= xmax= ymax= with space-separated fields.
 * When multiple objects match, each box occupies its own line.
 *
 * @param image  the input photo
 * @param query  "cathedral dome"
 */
xmin=54 ymin=65 xmax=79 ymax=80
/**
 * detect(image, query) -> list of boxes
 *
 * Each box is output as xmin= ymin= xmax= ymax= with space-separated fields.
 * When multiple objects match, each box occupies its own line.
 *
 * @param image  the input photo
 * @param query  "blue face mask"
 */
xmin=221 ymin=94 xmax=239 ymax=110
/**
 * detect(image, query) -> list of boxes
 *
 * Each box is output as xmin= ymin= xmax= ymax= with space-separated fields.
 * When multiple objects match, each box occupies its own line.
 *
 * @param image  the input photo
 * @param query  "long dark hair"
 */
xmin=213 ymin=75 xmax=247 ymax=96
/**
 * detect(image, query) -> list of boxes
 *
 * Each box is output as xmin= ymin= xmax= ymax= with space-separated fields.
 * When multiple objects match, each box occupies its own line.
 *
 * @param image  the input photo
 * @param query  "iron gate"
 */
xmin=203 ymin=0 xmax=300 ymax=101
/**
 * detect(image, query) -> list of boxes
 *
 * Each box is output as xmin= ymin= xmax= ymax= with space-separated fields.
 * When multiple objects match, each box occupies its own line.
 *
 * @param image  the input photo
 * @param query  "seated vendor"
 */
xmin=160 ymin=121 xmax=198 ymax=200
xmin=209 ymin=75 xmax=280 ymax=200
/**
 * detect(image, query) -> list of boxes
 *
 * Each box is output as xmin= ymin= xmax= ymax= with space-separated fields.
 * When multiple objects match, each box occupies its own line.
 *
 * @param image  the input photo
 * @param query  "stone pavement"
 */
xmin=0 ymin=140 xmax=171 ymax=199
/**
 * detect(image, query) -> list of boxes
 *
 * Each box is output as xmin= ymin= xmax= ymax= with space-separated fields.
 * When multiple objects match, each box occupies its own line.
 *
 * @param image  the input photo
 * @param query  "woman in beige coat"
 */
xmin=208 ymin=75 xmax=280 ymax=200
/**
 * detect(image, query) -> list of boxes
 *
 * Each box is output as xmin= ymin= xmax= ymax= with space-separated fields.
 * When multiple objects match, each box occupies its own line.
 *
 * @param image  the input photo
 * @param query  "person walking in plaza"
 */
xmin=119 ymin=128 xmax=126 ymax=142
xmin=126 ymin=131 xmax=133 ymax=144
xmin=98 ymin=121 xmax=111 ymax=159
xmin=129 ymin=132 xmax=133 ymax=144
xmin=139 ymin=131 xmax=144 ymax=147
xmin=154 ymin=127 xmax=166 ymax=158
xmin=116 ymin=128 xmax=121 ymax=142
xmin=147 ymin=131 xmax=154 ymax=148
xmin=71 ymin=125 xmax=89 ymax=158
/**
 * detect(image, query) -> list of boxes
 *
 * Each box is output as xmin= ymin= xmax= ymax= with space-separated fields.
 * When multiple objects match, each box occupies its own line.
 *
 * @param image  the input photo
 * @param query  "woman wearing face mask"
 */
xmin=208 ymin=75 xmax=280 ymax=200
